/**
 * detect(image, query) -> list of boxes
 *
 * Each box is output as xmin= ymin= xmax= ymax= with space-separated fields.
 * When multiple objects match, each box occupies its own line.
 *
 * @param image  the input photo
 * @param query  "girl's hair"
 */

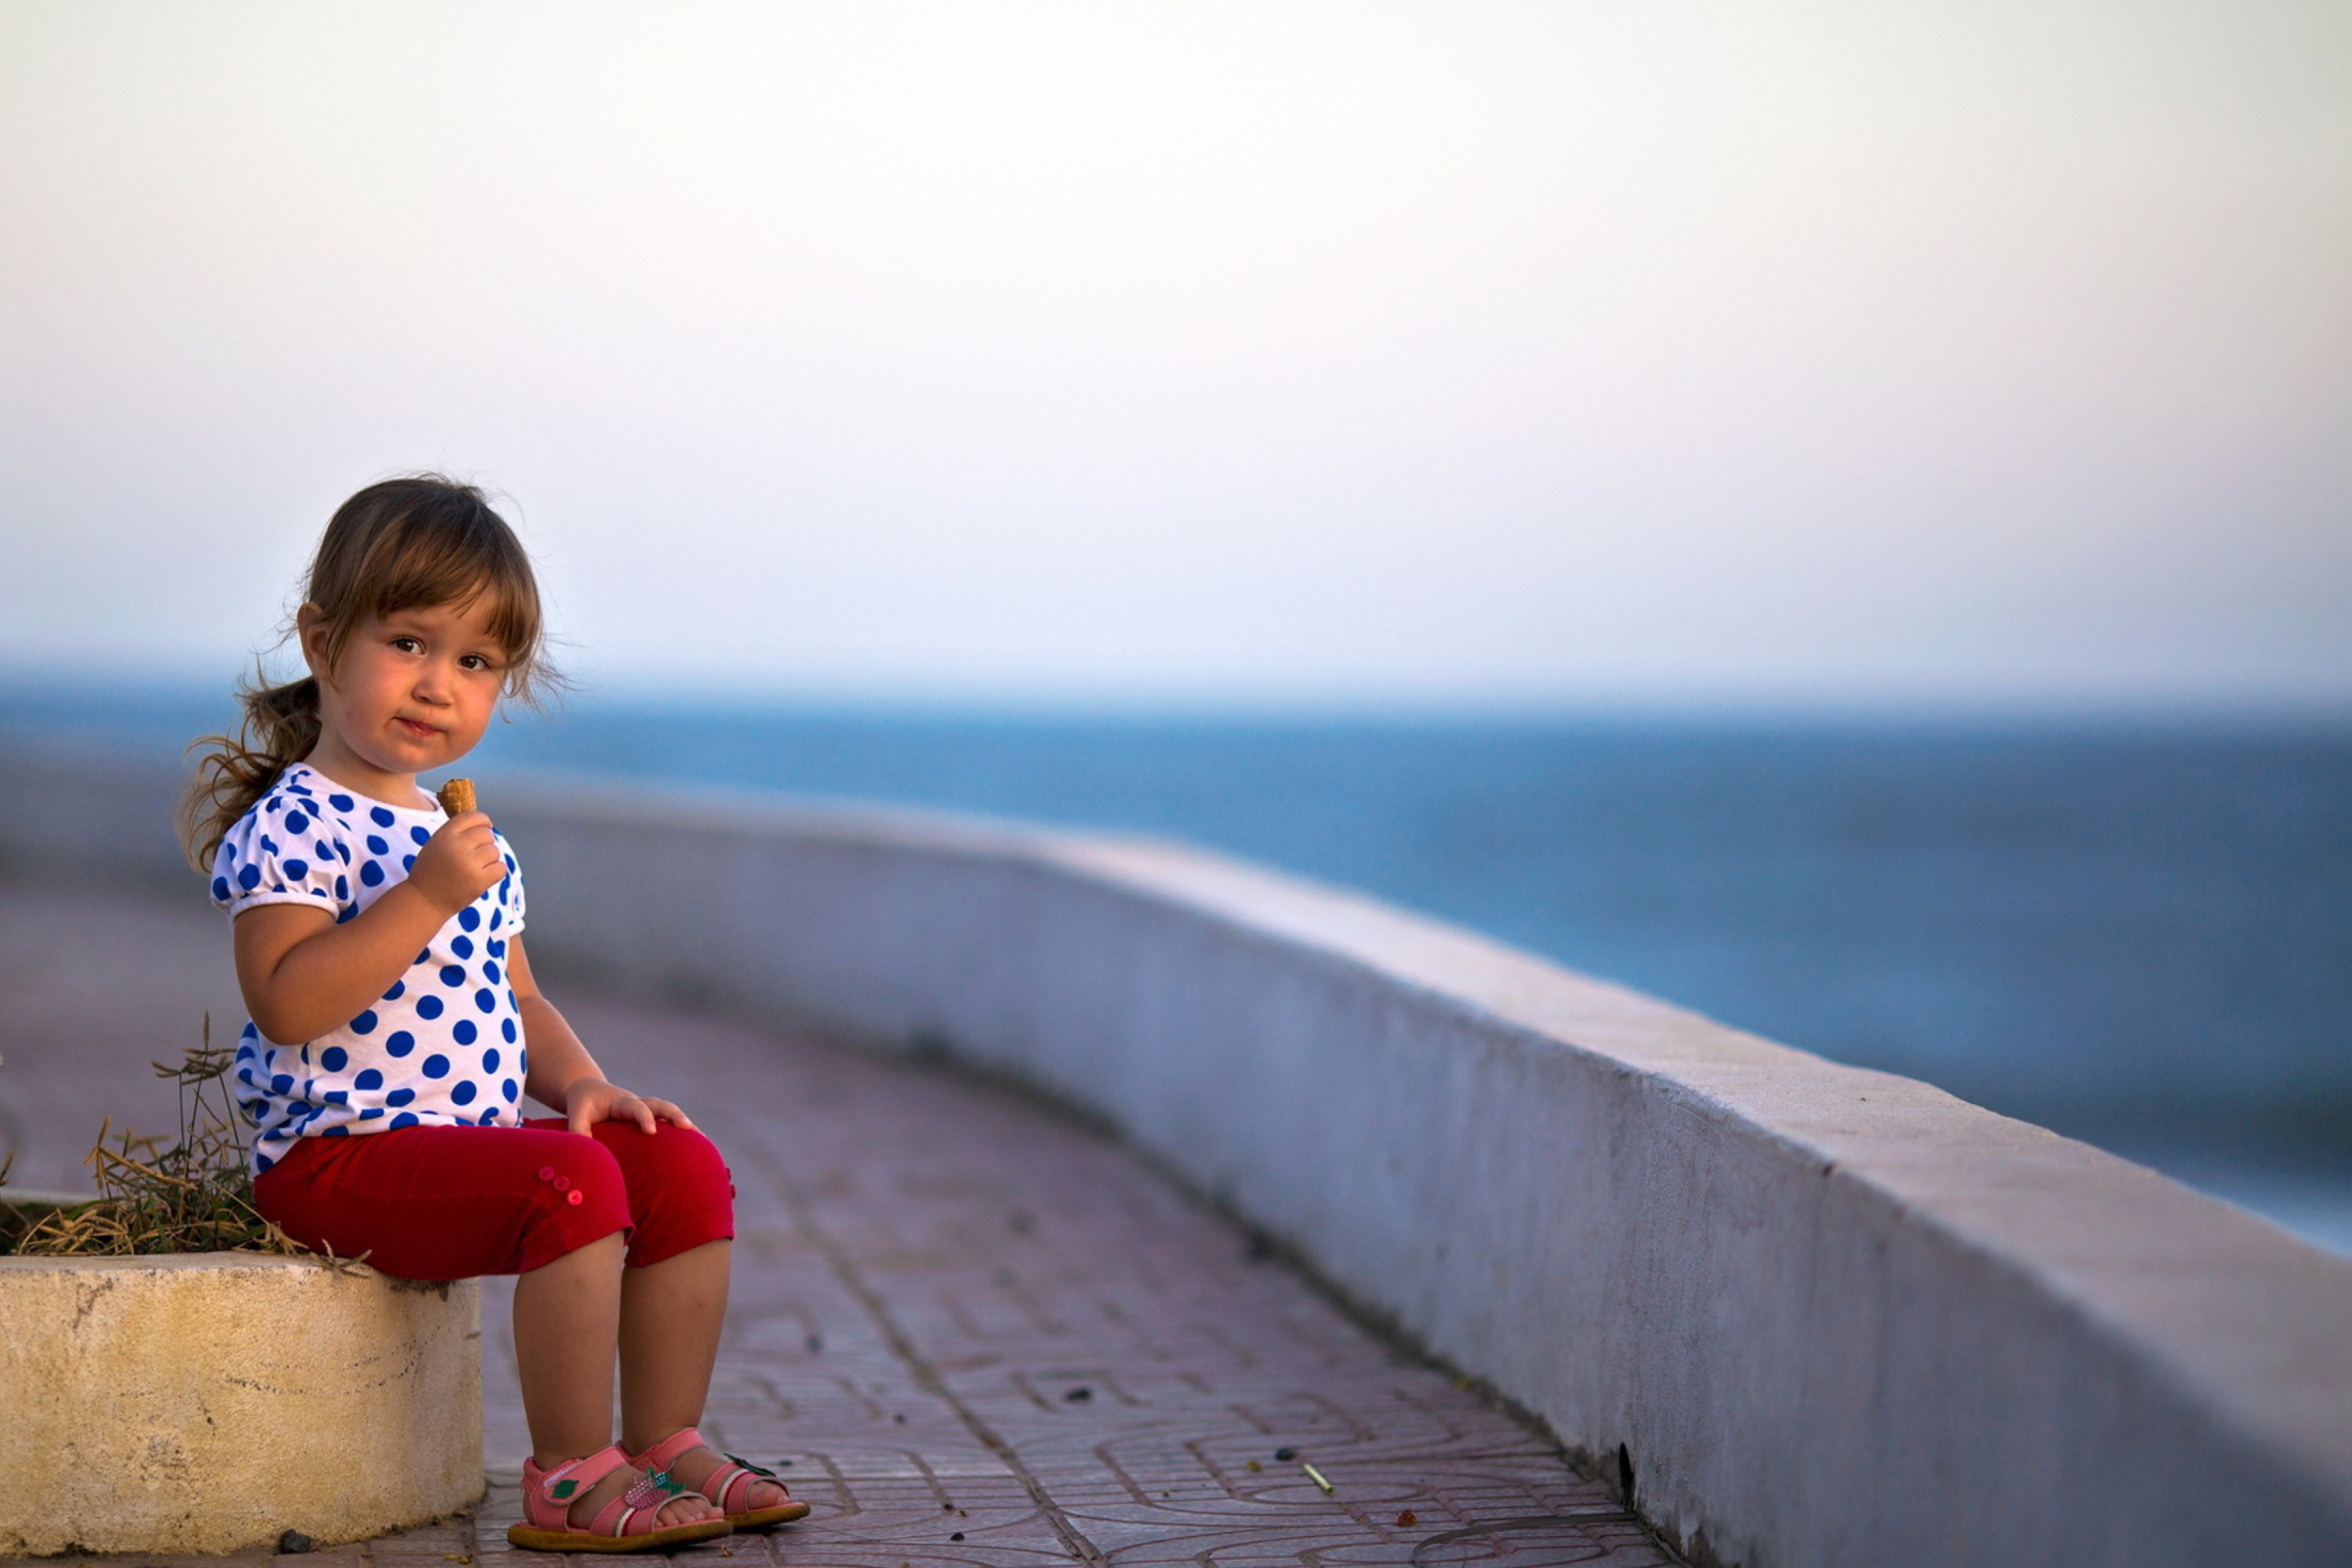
xmin=181 ymin=475 xmax=559 ymax=870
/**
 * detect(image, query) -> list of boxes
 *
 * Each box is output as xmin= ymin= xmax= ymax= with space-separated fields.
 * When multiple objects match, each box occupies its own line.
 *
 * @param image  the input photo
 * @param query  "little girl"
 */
xmin=185 ymin=476 xmax=803 ymax=1552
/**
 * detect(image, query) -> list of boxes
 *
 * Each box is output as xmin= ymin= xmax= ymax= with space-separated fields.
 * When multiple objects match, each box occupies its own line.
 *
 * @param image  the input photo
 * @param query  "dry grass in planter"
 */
xmin=2 ymin=1018 xmax=307 ymax=1259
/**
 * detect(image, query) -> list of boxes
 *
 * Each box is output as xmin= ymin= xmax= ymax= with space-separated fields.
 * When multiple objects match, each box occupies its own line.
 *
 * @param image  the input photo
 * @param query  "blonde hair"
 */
xmin=181 ymin=476 xmax=559 ymax=869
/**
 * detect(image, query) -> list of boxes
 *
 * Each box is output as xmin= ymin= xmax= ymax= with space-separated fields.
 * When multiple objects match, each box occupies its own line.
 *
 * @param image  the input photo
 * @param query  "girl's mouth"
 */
xmin=394 ymin=717 xmax=440 ymax=741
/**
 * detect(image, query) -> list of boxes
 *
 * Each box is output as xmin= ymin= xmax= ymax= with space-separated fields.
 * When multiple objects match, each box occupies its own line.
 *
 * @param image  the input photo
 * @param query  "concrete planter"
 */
xmin=0 ymin=1253 xmax=482 ymax=1555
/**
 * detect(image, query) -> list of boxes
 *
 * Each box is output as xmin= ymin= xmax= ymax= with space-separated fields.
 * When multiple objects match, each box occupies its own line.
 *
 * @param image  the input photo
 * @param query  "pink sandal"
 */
xmin=630 ymin=1428 xmax=812 ymax=1530
xmin=508 ymin=1443 xmax=734 ymax=1552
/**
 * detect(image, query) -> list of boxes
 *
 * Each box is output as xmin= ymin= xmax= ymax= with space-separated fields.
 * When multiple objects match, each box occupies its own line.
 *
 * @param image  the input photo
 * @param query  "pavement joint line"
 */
xmin=752 ymin=1136 xmax=1111 ymax=1567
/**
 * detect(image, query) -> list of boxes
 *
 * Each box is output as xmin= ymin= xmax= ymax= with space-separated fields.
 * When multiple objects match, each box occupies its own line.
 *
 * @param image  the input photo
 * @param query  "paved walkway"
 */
xmin=2 ymin=880 xmax=1678 ymax=1566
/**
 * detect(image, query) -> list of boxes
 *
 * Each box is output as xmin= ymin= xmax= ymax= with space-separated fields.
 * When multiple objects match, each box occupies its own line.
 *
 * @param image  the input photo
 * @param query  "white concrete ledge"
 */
xmin=0 ymin=1254 xmax=482 ymax=1555
xmin=4 ymin=749 xmax=2349 ymax=1566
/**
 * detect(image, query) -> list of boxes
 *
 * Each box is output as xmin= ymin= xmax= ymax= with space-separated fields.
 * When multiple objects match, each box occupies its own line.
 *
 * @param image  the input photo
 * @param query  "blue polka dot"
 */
xmin=453 ymin=1019 xmax=478 ymax=1045
xmin=284 ymin=813 xmax=308 ymax=833
xmin=223 ymin=841 xmax=239 ymax=862
xmin=360 ymin=860 xmax=385 ymax=886
xmin=386 ymin=1030 xmax=416 ymax=1057
xmin=371 ymin=806 xmax=395 ymax=827
xmin=415 ymin=949 xmax=431 ymax=964
xmin=366 ymin=835 xmax=390 ymax=855
xmin=238 ymin=864 xmax=261 ymax=890
xmin=260 ymin=833 xmax=278 ymax=853
xmin=334 ymin=875 xmax=349 ymax=900
xmin=439 ymin=964 xmax=466 ymax=987
xmin=482 ymin=1048 xmax=501 ymax=1072
xmin=501 ymin=1079 xmax=519 ymax=1102
xmin=489 ymin=938 xmax=506 ymax=957
xmin=403 ymin=854 xmax=416 ymax=871
xmin=283 ymin=858 xmax=309 ymax=879
xmin=336 ymin=906 xmax=356 ymax=924
xmin=410 ymin=826 xmax=431 ymax=846
xmin=270 ymin=1073 xmax=295 ymax=1094
xmin=328 ymin=793 xmax=354 ymax=812
xmin=354 ymin=1068 xmax=384 ymax=1090
xmin=501 ymin=1018 xmax=517 ymax=1043
xmin=489 ymin=909 xmax=502 ymax=931
xmin=476 ymin=989 xmax=497 ymax=1013
xmin=452 ymin=934 xmax=474 ymax=959
xmin=350 ymin=1010 xmax=377 ymax=1036
xmin=459 ymin=906 xmax=481 ymax=932
xmin=518 ymin=1050 xmax=528 ymax=1075
xmin=387 ymin=1087 xmax=416 ymax=1107
xmin=422 ymin=1054 xmax=450 ymax=1079
xmin=451 ymin=1080 xmax=478 ymax=1105
xmin=321 ymin=1046 xmax=349 ymax=1071
xmin=314 ymin=838 xmax=332 ymax=859
xmin=322 ymin=1089 xmax=348 ymax=1105
xmin=212 ymin=875 xmax=230 ymax=901
xmin=483 ymin=960 xmax=501 ymax=984
xmin=323 ymin=1125 xmax=350 ymax=1137
xmin=382 ymin=980 xmax=405 ymax=1001
xmin=256 ymin=1152 xmax=275 ymax=1171
xmin=390 ymin=1111 xmax=419 ymax=1129
xmin=415 ymin=996 xmax=443 ymax=1020
xmin=505 ymin=988 xmax=519 ymax=1010
xmin=359 ymin=1107 xmax=385 ymax=1120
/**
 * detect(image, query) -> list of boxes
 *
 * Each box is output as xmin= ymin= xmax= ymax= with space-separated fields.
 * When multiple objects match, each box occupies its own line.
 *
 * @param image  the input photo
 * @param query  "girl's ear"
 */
xmin=294 ymin=604 xmax=333 ymax=684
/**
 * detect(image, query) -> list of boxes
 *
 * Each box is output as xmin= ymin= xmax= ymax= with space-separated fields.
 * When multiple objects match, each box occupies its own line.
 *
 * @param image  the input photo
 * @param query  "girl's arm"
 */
xmin=233 ymin=810 xmax=508 ymax=1045
xmin=509 ymin=936 xmax=697 ymax=1137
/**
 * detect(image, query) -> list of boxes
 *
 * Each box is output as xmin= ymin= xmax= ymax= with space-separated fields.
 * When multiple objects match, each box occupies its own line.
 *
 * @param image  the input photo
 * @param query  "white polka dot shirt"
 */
xmin=210 ymin=763 xmax=529 ymax=1172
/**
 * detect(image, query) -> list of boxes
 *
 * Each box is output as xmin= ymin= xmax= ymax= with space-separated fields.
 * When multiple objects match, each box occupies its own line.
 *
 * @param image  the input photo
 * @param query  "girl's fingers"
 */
xmin=648 ymin=1098 xmax=696 ymax=1130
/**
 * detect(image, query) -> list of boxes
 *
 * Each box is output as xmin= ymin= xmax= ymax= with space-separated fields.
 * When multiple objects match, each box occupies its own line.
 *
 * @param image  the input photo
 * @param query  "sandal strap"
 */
xmin=591 ymin=1468 xmax=688 ymax=1539
xmin=629 ymin=1428 xmax=790 ymax=1514
xmin=523 ymin=1443 xmax=691 ymax=1538
xmin=631 ymin=1425 xmax=709 ymax=1474
xmin=703 ymin=1460 xmax=761 ymax=1514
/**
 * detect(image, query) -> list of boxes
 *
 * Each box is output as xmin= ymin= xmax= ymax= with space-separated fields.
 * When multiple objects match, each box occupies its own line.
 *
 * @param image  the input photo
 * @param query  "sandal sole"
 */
xmin=506 ymin=1518 xmax=733 ymax=1552
xmin=727 ymin=1502 xmax=812 ymax=1530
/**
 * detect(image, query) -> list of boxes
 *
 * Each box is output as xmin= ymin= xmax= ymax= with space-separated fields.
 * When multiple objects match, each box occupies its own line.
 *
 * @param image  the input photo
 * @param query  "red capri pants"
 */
xmin=253 ymin=1118 xmax=734 ymax=1281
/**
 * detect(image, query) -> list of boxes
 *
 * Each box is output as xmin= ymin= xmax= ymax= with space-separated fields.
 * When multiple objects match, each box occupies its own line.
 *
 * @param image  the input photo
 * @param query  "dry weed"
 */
xmin=2 ymin=1016 xmax=308 ymax=1258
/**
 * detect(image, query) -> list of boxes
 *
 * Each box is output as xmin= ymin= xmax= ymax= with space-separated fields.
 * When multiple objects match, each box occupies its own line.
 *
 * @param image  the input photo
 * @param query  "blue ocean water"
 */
xmin=7 ymin=684 xmax=2349 ymax=1251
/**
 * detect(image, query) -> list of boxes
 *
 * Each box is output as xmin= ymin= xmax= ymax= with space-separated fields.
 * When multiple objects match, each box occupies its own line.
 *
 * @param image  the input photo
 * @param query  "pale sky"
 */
xmin=2 ymin=2 xmax=2347 ymax=710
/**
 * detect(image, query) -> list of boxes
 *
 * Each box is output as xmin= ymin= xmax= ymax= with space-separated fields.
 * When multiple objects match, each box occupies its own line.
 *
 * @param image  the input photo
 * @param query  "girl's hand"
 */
xmin=409 ymin=810 xmax=506 ymax=915
xmin=563 ymin=1076 xmax=697 ymax=1138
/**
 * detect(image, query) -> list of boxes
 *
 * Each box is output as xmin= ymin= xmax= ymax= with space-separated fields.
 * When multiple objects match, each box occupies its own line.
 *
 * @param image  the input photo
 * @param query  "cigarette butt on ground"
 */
xmin=1301 ymin=1462 xmax=1334 ymax=1494
xmin=436 ymin=778 xmax=476 ymax=817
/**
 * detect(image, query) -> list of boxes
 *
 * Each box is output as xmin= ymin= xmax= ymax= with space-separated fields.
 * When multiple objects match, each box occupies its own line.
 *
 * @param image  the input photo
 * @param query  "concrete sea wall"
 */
xmin=4 ymin=742 xmax=2350 ymax=1566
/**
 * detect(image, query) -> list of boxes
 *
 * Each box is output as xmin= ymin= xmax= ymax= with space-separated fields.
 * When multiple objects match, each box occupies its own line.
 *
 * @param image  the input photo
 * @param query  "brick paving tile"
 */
xmin=2 ymin=883 xmax=1680 ymax=1566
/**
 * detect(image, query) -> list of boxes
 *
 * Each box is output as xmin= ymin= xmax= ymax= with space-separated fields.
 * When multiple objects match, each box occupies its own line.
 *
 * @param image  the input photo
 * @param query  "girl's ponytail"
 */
xmin=180 ymin=474 xmax=556 ymax=872
xmin=180 ymin=672 xmax=326 ymax=871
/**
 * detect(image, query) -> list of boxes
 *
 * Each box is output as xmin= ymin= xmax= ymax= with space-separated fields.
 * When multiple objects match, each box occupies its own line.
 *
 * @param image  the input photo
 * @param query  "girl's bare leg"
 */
xmin=617 ymin=1240 xmax=787 ymax=1508
xmin=513 ymin=1232 xmax=718 ymax=1527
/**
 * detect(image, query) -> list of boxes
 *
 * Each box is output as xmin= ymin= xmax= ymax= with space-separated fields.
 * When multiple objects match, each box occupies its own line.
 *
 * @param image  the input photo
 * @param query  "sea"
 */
xmin=6 ymin=683 xmax=2349 ymax=1257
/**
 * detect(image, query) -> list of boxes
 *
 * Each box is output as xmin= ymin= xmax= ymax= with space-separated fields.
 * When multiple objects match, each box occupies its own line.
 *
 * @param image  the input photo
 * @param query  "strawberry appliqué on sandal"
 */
xmin=509 ymin=1443 xmax=733 ymax=1552
xmin=631 ymin=1427 xmax=812 ymax=1530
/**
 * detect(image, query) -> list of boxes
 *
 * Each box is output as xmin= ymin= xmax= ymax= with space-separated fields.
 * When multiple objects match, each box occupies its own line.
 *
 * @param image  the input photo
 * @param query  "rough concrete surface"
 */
xmin=0 ymin=876 xmax=1669 ymax=1566
xmin=0 ymin=1254 xmax=483 ymax=1555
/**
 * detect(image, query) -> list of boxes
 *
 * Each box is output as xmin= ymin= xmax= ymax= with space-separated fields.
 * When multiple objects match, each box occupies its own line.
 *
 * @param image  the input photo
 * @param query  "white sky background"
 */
xmin=1 ymin=2 xmax=2346 ymax=710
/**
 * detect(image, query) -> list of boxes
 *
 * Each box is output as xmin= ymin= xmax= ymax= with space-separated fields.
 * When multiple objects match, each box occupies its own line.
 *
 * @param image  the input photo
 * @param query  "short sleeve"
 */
xmin=211 ymin=794 xmax=352 ymax=919
xmin=495 ymin=831 xmax=527 ymax=937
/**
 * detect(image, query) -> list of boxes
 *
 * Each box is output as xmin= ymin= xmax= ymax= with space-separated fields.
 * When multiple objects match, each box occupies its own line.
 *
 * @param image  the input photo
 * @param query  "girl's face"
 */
xmin=299 ymin=595 xmax=508 ymax=792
